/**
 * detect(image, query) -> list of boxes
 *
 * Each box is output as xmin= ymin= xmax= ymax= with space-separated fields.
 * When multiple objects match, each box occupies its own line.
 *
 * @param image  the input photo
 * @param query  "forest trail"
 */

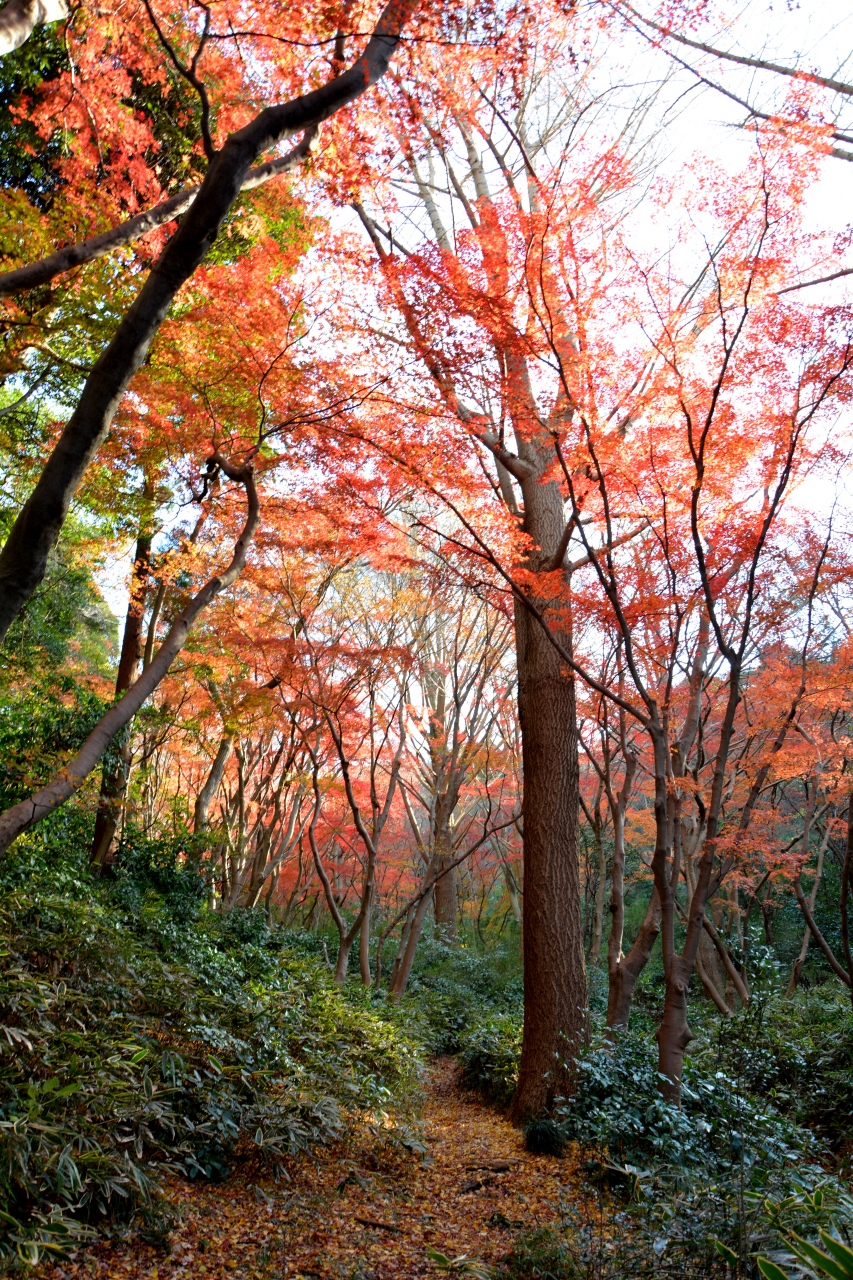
xmin=43 ymin=1060 xmax=574 ymax=1280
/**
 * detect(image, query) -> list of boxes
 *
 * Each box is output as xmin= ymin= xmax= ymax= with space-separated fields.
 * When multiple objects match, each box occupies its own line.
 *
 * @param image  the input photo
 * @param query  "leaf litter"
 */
xmin=39 ymin=1059 xmax=577 ymax=1279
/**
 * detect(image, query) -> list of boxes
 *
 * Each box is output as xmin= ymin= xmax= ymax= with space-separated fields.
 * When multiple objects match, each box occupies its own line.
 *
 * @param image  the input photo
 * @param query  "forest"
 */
xmin=0 ymin=0 xmax=851 ymax=1274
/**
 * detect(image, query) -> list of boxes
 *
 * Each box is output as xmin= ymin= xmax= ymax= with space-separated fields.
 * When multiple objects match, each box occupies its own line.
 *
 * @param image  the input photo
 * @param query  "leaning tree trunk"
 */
xmin=0 ymin=458 xmax=258 ymax=856
xmin=389 ymin=857 xmax=439 ymax=998
xmin=508 ymin=463 xmax=587 ymax=1123
xmin=91 ymin=518 xmax=152 ymax=869
xmin=194 ymin=733 xmax=235 ymax=832
xmin=0 ymin=1 xmax=417 ymax=644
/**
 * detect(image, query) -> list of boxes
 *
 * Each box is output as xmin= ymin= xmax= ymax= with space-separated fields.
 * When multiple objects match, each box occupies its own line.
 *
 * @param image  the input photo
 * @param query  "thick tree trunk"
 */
xmin=433 ymin=826 xmax=458 ymax=941
xmin=509 ymin=582 xmax=586 ymax=1119
xmin=656 ymin=955 xmax=693 ymax=1104
xmin=507 ymin=440 xmax=586 ymax=1123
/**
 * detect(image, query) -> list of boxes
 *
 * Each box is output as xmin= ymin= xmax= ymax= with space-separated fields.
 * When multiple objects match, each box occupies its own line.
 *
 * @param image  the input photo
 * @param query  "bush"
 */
xmin=458 ymin=1013 xmax=522 ymax=1105
xmin=455 ymin=1004 xmax=853 ymax=1278
xmin=399 ymin=937 xmax=522 ymax=1055
xmin=723 ymin=990 xmax=853 ymax=1150
xmin=0 ymin=886 xmax=420 ymax=1265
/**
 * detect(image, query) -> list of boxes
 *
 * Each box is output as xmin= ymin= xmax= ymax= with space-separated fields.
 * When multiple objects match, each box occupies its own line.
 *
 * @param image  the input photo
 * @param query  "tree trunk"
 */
xmin=0 ymin=4 xmax=416 ymax=644
xmin=0 ymin=459 xmax=258 ymax=855
xmin=433 ymin=825 xmax=458 ymax=941
xmin=0 ymin=0 xmax=66 ymax=57
xmin=589 ymin=825 xmax=607 ymax=965
xmin=359 ymin=885 xmax=373 ymax=985
xmin=509 ymin=589 xmax=586 ymax=1121
xmin=786 ymin=783 xmax=823 ymax=998
xmin=194 ymin=733 xmax=234 ymax=831
xmin=507 ymin=434 xmax=586 ymax=1123
xmin=335 ymin=936 xmax=353 ymax=983
xmin=696 ymin=927 xmax=727 ymax=1008
xmin=604 ymin=747 xmax=659 ymax=1033
xmin=389 ymin=861 xmax=438 ymax=999
xmin=606 ymin=889 xmax=661 ymax=1029
xmin=387 ymin=903 xmax=415 ymax=989
xmin=91 ymin=522 xmax=152 ymax=870
xmin=656 ymin=955 xmax=693 ymax=1104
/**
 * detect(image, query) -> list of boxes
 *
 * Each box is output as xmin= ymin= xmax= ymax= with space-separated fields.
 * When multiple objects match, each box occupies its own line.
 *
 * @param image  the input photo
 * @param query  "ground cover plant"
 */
xmin=0 ymin=838 xmax=420 ymax=1265
xmin=0 ymin=0 xmax=852 ymax=1274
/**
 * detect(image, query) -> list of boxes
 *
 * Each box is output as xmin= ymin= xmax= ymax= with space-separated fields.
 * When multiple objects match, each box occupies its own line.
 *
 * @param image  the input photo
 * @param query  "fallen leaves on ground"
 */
xmin=40 ymin=1059 xmax=578 ymax=1279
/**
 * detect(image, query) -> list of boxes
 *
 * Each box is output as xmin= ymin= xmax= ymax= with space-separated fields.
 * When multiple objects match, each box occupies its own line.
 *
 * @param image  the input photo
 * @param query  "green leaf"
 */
xmin=819 ymin=1235 xmax=853 ymax=1277
xmin=790 ymin=1237 xmax=852 ymax=1280
xmin=757 ymin=1258 xmax=791 ymax=1280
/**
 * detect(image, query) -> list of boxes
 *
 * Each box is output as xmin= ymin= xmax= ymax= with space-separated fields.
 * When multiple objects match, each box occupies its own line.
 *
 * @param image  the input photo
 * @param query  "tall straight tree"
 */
xmin=344 ymin=5 xmax=662 ymax=1115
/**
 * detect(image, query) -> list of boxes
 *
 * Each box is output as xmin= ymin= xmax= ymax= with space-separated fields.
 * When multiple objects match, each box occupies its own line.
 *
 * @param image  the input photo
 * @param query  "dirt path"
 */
xmin=43 ymin=1060 xmax=575 ymax=1279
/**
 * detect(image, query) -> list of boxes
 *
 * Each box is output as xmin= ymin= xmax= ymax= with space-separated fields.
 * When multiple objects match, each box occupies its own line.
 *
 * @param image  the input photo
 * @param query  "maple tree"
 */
xmin=327 ymin=22 xmax=853 ymax=1109
xmin=0 ymin=0 xmax=423 ymax=649
xmin=0 ymin=0 xmax=430 ymax=862
xmin=0 ymin=0 xmax=852 ymax=1187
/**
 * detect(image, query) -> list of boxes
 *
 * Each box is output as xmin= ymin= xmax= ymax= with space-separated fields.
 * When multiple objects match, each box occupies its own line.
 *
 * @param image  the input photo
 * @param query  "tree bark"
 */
xmin=433 ymin=825 xmax=458 ymax=940
xmin=786 ymin=787 xmax=826 ymax=996
xmin=388 ymin=861 xmax=437 ymax=998
xmin=842 ymin=795 xmax=853 ymax=1013
xmin=589 ymin=818 xmax=607 ymax=965
xmin=359 ymin=883 xmax=373 ymax=985
xmin=606 ymin=889 xmax=661 ymax=1029
xmin=194 ymin=733 xmax=235 ymax=831
xmin=603 ymin=744 xmax=661 ymax=1032
xmin=508 ymin=459 xmax=586 ymax=1122
xmin=0 ymin=0 xmax=66 ymax=56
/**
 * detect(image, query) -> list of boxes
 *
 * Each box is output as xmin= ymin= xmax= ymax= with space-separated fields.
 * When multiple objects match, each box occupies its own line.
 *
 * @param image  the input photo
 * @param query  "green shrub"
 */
xmin=400 ymin=938 xmax=522 ymax=1054
xmin=498 ymin=1179 xmax=853 ymax=1280
xmin=556 ymin=1024 xmax=823 ymax=1184
xmin=458 ymin=1013 xmax=522 ymax=1105
xmin=728 ymin=990 xmax=853 ymax=1149
xmin=0 ymin=887 xmax=420 ymax=1265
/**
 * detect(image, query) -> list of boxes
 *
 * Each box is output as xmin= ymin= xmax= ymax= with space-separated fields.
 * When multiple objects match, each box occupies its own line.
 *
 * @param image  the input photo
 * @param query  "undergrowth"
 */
xmin=0 ymin=833 xmax=420 ymax=1267
xmin=457 ymin=976 xmax=853 ymax=1279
